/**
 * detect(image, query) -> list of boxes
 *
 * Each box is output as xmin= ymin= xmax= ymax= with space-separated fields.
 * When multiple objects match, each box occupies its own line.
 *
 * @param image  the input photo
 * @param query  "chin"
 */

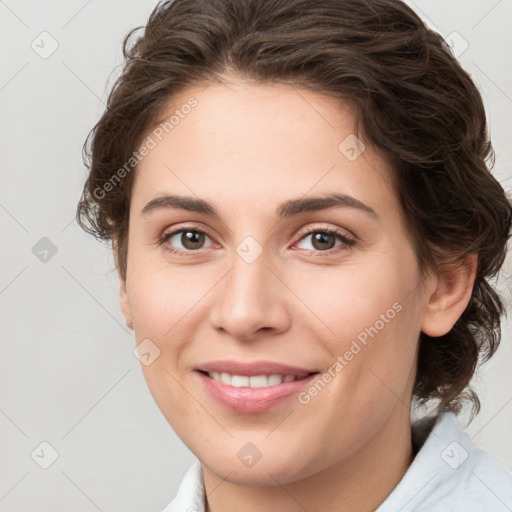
xmin=199 ymin=446 xmax=320 ymax=486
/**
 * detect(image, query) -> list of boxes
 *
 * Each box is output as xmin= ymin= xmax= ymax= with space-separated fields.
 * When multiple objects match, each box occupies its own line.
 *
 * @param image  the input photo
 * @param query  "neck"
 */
xmin=203 ymin=407 xmax=414 ymax=512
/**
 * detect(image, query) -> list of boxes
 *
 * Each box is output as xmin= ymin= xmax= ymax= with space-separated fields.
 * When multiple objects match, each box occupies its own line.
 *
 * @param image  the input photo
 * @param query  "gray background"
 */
xmin=1 ymin=1 xmax=511 ymax=510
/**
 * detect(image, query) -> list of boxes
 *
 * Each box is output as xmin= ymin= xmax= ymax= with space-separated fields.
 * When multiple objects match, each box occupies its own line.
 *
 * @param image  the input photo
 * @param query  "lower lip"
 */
xmin=196 ymin=371 xmax=318 ymax=413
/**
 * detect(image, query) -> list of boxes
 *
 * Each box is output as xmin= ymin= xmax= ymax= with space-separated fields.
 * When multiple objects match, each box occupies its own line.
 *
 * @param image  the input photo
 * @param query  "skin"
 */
xmin=119 ymin=76 xmax=477 ymax=512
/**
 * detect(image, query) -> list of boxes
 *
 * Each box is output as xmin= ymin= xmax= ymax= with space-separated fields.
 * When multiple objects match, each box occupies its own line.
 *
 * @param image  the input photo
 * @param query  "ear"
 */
xmin=421 ymin=253 xmax=478 ymax=337
xmin=120 ymin=279 xmax=134 ymax=330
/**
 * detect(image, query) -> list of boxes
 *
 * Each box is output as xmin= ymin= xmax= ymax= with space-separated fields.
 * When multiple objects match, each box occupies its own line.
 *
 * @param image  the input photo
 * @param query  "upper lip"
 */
xmin=197 ymin=360 xmax=319 ymax=377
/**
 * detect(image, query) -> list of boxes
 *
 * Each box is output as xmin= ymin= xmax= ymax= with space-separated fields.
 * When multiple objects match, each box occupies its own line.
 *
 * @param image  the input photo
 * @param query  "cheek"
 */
xmin=128 ymin=262 xmax=211 ymax=338
xmin=299 ymin=250 xmax=420 ymax=399
xmin=294 ymin=256 xmax=411 ymax=345
xmin=139 ymin=362 xmax=207 ymax=450
xmin=131 ymin=269 xmax=205 ymax=425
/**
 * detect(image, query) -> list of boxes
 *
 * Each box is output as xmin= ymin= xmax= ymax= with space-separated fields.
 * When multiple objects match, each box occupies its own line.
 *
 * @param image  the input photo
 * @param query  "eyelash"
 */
xmin=157 ymin=224 xmax=356 ymax=257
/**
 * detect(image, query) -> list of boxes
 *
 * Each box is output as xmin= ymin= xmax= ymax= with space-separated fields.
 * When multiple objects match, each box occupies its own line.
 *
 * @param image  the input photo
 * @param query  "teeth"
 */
xmin=248 ymin=375 xmax=268 ymax=388
xmin=208 ymin=372 xmax=299 ymax=387
xmin=232 ymin=375 xmax=249 ymax=387
xmin=268 ymin=374 xmax=284 ymax=386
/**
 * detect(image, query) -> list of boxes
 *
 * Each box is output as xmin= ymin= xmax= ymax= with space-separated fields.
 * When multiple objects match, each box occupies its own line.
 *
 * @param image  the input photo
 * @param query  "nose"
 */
xmin=209 ymin=247 xmax=291 ymax=341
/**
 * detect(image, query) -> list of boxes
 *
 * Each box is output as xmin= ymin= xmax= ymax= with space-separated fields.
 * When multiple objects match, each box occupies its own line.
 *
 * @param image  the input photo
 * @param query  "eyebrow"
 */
xmin=140 ymin=193 xmax=378 ymax=220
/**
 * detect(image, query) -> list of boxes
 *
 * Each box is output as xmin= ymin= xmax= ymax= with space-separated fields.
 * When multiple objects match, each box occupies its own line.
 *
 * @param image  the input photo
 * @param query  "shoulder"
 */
xmin=377 ymin=412 xmax=512 ymax=512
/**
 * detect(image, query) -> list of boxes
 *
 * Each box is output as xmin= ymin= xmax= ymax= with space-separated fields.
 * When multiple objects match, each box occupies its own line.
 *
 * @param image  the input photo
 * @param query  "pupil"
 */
xmin=182 ymin=231 xmax=204 ymax=249
xmin=313 ymin=232 xmax=334 ymax=250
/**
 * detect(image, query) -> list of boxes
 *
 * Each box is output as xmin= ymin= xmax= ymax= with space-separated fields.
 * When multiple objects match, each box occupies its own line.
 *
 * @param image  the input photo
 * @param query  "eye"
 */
xmin=158 ymin=225 xmax=355 ymax=256
xmin=159 ymin=227 xmax=215 ymax=254
xmin=294 ymin=228 xmax=355 ymax=253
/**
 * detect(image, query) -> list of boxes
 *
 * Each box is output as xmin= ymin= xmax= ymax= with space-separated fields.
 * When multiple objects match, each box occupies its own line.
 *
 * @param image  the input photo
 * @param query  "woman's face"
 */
xmin=120 ymin=77 xmax=436 ymax=484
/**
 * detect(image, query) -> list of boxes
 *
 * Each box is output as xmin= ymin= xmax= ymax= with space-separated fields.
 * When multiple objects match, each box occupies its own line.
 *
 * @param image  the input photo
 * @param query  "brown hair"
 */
xmin=76 ymin=0 xmax=511 ymax=418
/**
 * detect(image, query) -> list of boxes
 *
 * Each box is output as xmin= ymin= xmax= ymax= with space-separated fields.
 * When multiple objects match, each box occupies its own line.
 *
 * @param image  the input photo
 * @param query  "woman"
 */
xmin=76 ymin=0 xmax=512 ymax=510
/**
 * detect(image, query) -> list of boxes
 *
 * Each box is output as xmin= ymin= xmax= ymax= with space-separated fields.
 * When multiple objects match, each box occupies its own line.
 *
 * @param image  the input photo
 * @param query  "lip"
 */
xmin=195 ymin=360 xmax=319 ymax=414
xmin=196 ymin=359 xmax=317 ymax=377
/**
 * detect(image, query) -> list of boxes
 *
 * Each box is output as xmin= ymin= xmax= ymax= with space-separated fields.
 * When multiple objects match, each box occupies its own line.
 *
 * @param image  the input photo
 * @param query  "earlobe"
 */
xmin=421 ymin=253 xmax=478 ymax=337
xmin=119 ymin=280 xmax=134 ymax=330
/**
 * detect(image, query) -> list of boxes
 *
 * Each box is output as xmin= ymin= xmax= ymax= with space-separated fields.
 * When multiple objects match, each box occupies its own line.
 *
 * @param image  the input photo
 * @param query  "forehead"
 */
xmin=132 ymin=79 xmax=400 ymax=220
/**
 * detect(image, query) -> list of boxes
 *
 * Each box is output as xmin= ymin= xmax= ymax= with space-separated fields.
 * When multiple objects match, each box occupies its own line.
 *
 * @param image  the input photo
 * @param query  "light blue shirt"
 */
xmin=162 ymin=412 xmax=512 ymax=511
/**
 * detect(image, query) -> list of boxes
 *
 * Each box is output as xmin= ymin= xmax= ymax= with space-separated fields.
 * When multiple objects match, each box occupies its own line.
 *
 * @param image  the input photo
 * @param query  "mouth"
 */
xmin=194 ymin=362 xmax=321 ymax=413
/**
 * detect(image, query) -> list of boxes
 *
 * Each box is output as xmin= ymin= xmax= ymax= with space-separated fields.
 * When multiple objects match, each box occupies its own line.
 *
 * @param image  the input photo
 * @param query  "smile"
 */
xmin=196 ymin=369 xmax=319 ymax=413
